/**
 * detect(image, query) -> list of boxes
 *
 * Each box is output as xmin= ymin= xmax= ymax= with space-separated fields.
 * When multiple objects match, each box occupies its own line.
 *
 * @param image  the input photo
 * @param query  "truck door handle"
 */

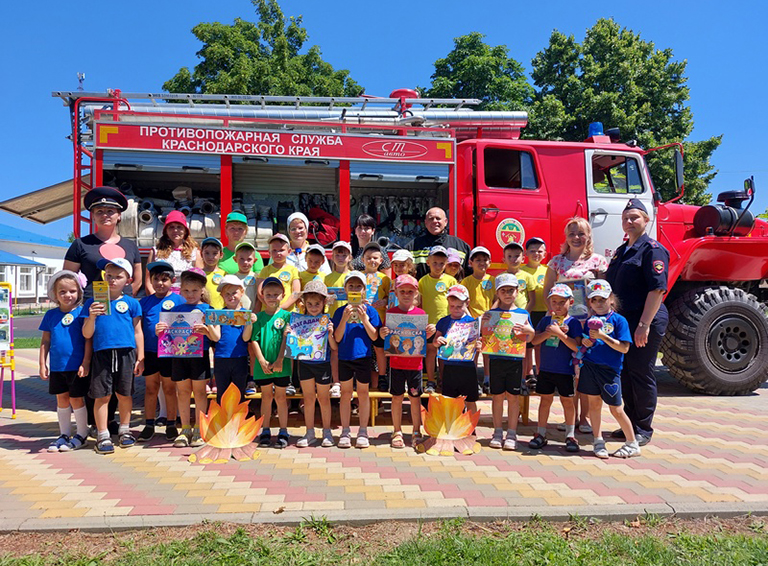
xmin=590 ymin=209 xmax=608 ymax=219
xmin=481 ymin=207 xmax=500 ymax=215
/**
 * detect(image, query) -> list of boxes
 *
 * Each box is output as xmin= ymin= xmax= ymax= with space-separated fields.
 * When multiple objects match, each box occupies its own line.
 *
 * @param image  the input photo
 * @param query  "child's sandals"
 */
xmin=612 ymin=442 xmax=641 ymax=459
xmin=411 ymin=432 xmax=423 ymax=448
xmin=391 ymin=431 xmax=405 ymax=449
xmin=593 ymin=439 xmax=609 ymax=459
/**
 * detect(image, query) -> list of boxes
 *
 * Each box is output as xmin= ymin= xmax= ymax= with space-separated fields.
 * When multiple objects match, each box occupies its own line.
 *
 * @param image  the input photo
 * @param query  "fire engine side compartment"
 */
xmin=668 ymin=237 xmax=768 ymax=284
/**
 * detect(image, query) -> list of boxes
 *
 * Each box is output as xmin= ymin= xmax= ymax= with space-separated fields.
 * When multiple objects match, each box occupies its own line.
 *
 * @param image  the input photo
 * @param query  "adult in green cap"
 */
xmin=218 ymin=211 xmax=264 ymax=274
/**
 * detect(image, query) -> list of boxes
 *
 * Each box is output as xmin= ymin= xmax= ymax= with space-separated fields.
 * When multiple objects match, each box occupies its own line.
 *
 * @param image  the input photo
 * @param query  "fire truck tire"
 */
xmin=661 ymin=286 xmax=768 ymax=395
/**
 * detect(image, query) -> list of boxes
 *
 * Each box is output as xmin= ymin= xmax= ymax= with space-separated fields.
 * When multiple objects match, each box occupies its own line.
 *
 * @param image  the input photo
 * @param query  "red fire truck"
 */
xmin=4 ymin=88 xmax=766 ymax=395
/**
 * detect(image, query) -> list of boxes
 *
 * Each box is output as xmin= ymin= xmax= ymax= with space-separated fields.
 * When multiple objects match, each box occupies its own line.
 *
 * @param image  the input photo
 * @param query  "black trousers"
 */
xmin=620 ymin=319 xmax=665 ymax=438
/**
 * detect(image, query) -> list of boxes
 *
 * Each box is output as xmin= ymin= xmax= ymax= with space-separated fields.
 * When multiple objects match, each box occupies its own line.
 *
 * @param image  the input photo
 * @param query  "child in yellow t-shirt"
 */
xmin=256 ymin=234 xmax=301 ymax=312
xmin=418 ymin=246 xmax=458 ymax=392
xmin=201 ymin=237 xmax=226 ymax=310
xmin=361 ymin=242 xmax=391 ymax=392
xmin=503 ymin=242 xmax=536 ymax=311
xmin=299 ymin=244 xmax=327 ymax=290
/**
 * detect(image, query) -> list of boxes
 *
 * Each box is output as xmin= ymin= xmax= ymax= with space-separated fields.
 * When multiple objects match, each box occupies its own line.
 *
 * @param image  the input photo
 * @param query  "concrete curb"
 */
xmin=2 ymin=503 xmax=767 ymax=533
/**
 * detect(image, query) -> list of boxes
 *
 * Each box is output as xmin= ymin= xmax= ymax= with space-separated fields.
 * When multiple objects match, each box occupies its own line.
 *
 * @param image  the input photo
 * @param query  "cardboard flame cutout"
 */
xmin=416 ymin=395 xmax=481 ymax=456
xmin=188 ymin=383 xmax=263 ymax=464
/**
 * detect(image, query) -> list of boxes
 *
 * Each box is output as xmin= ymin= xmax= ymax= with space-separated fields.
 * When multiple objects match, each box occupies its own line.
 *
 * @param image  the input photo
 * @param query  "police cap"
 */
xmin=84 ymin=187 xmax=128 ymax=211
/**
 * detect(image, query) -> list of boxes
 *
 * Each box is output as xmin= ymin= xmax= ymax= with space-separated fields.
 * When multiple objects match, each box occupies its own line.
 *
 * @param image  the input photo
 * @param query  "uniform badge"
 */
xmin=115 ymin=301 xmax=128 ymax=313
xmin=518 ymin=278 xmax=527 ymax=290
xmin=481 ymin=279 xmax=492 ymax=290
xmin=653 ymin=260 xmax=664 ymax=274
xmin=278 ymin=271 xmax=291 ymax=282
xmin=212 ymin=274 xmax=223 ymax=284
xmin=61 ymin=313 xmax=74 ymax=326
xmin=604 ymin=322 xmax=615 ymax=335
xmin=273 ymin=317 xmax=286 ymax=330
xmin=537 ymin=274 xmax=545 ymax=285
xmin=435 ymin=281 xmax=447 ymax=293
xmin=162 ymin=300 xmax=175 ymax=311
xmin=244 ymin=275 xmax=255 ymax=286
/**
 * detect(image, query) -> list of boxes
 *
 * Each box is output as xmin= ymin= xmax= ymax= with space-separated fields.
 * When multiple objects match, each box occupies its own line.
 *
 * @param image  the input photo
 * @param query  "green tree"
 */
xmin=528 ymin=19 xmax=720 ymax=205
xmin=422 ymin=32 xmax=533 ymax=110
xmin=163 ymin=0 xmax=362 ymax=98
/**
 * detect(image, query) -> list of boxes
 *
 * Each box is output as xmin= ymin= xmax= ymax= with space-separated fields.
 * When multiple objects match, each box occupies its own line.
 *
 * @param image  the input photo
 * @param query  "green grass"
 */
xmin=1 ymin=522 xmax=767 ymax=566
xmin=12 ymin=337 xmax=41 ymax=349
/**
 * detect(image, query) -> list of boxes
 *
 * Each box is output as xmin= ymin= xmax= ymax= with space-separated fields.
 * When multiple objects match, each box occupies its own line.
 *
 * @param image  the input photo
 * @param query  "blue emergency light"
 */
xmin=588 ymin=122 xmax=604 ymax=137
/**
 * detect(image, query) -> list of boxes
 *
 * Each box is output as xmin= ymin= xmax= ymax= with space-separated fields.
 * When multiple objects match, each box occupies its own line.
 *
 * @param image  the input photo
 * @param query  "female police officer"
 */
xmin=605 ymin=199 xmax=669 ymax=446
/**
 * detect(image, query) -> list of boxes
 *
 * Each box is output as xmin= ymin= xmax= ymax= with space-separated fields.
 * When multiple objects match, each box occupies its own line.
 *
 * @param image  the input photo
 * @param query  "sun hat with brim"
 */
xmin=47 ymin=270 xmax=83 ymax=302
xmin=302 ymin=279 xmax=329 ymax=297
xmin=217 ymin=274 xmax=246 ymax=293
xmin=344 ymin=271 xmax=366 ymax=286
xmin=146 ymin=261 xmax=175 ymax=276
xmin=226 ymin=212 xmax=248 ymax=224
xmin=180 ymin=267 xmax=207 ymax=285
xmin=163 ymin=210 xmax=189 ymax=231
xmin=96 ymin=257 xmax=133 ymax=278
xmin=495 ymin=273 xmax=519 ymax=290
xmin=84 ymin=187 xmax=127 ymax=212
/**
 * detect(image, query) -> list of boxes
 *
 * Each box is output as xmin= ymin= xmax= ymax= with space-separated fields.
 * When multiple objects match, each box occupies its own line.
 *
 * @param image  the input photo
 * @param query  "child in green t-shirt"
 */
xmin=243 ymin=276 xmax=292 ymax=449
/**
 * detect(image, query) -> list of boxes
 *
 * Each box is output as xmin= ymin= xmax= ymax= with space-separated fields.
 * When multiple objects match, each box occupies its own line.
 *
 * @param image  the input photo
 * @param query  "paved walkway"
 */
xmin=1 ymin=349 xmax=767 ymax=531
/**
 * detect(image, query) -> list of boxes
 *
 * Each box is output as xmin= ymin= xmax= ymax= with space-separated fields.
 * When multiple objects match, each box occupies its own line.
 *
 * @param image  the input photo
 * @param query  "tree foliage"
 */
xmin=163 ymin=0 xmax=362 ymax=97
xmin=528 ymin=19 xmax=720 ymax=205
xmin=422 ymin=32 xmax=533 ymax=110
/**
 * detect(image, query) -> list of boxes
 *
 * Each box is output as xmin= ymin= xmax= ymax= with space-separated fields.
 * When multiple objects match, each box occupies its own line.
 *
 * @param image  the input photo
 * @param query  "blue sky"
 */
xmin=1 ymin=1 xmax=766 ymax=240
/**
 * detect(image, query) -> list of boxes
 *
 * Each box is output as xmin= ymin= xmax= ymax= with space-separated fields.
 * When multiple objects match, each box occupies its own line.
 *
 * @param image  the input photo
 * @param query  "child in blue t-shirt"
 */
xmin=138 ymin=261 xmax=185 ymax=443
xmin=483 ymin=273 xmax=535 ymax=451
xmin=577 ymin=279 xmax=639 ymax=459
xmin=213 ymin=275 xmax=254 ymax=404
xmin=156 ymin=268 xmax=220 ymax=449
xmin=291 ymin=280 xmax=338 ymax=448
xmin=81 ymin=258 xmax=144 ymax=455
xmin=39 ymin=270 xmax=92 ymax=452
xmin=331 ymin=271 xmax=381 ymax=448
xmin=529 ymin=284 xmax=583 ymax=453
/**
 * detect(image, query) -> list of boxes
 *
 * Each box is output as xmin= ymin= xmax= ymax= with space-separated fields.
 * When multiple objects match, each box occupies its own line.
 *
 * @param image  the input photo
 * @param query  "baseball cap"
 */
xmin=469 ymin=246 xmax=491 ymax=260
xmin=235 ymin=241 xmax=256 ymax=253
xmin=363 ymin=242 xmax=382 ymax=254
xmin=181 ymin=267 xmax=207 ymax=285
xmin=586 ymin=279 xmax=612 ymax=299
xmin=548 ymin=283 xmax=573 ymax=299
xmin=332 ymin=241 xmax=352 ymax=253
xmin=446 ymin=284 xmax=469 ymax=301
xmin=428 ymin=245 xmax=448 ymax=257
xmin=146 ymin=261 xmax=175 ymax=276
xmin=503 ymin=241 xmax=524 ymax=252
xmin=164 ymin=210 xmax=188 ymax=230
xmin=344 ymin=270 xmax=366 ymax=285
xmin=226 ymin=211 xmax=248 ymax=224
xmin=217 ymin=274 xmax=246 ymax=293
xmin=495 ymin=273 xmax=519 ymax=290
xmin=391 ymin=249 xmax=413 ymax=263
xmin=47 ymin=270 xmax=83 ymax=302
xmin=394 ymin=274 xmax=418 ymax=289
xmin=306 ymin=243 xmax=326 ymax=256
xmin=446 ymin=249 xmax=462 ymax=264
xmin=96 ymin=257 xmax=133 ymax=278
xmin=268 ymin=233 xmax=290 ymax=245
xmin=525 ymin=237 xmax=546 ymax=249
xmin=201 ymin=237 xmax=223 ymax=249
xmin=302 ymin=279 xmax=329 ymax=297
xmin=261 ymin=276 xmax=284 ymax=290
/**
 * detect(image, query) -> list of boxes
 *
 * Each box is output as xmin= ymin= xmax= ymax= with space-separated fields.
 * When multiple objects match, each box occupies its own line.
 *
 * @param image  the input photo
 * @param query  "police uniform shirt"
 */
xmin=605 ymin=233 xmax=669 ymax=328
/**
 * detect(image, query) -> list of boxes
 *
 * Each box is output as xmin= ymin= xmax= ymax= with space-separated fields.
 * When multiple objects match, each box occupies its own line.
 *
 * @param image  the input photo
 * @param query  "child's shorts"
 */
xmin=338 ymin=358 xmax=371 ymax=384
xmin=214 ymin=357 xmax=249 ymax=399
xmin=297 ymin=360 xmax=332 ymax=385
xmin=172 ymin=351 xmax=212 ymax=382
xmin=255 ymin=375 xmax=291 ymax=388
xmin=390 ymin=368 xmax=422 ymax=397
xmin=488 ymin=357 xmax=523 ymax=396
xmin=49 ymin=370 xmax=90 ymax=398
xmin=536 ymin=370 xmax=575 ymax=397
xmin=577 ymin=360 xmax=622 ymax=406
xmin=441 ymin=364 xmax=480 ymax=402
xmin=527 ymin=312 xmax=547 ymax=349
xmin=143 ymin=351 xmax=172 ymax=378
xmin=90 ymin=348 xmax=136 ymax=398
xmin=372 ymin=336 xmax=385 ymax=348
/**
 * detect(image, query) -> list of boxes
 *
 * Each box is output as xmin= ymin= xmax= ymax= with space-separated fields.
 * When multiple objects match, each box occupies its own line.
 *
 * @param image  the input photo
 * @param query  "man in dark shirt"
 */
xmin=406 ymin=208 xmax=471 ymax=279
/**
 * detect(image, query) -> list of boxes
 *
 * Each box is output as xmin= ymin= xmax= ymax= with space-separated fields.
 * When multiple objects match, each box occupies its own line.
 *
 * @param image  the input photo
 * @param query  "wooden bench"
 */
xmin=207 ymin=391 xmax=534 ymax=427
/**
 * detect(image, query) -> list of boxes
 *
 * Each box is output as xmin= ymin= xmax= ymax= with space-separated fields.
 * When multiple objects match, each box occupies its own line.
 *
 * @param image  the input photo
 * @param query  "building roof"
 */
xmin=0 ymin=223 xmax=69 ymax=248
xmin=0 ymin=250 xmax=45 ymax=267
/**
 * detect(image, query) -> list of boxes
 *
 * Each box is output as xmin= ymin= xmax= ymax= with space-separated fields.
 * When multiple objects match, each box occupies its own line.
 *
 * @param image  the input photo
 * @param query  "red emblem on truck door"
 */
xmin=495 ymin=218 xmax=526 ymax=248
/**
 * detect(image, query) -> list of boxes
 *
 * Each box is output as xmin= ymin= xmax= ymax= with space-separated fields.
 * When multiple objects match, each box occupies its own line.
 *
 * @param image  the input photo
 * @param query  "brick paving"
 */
xmin=1 ymin=349 xmax=767 ymax=530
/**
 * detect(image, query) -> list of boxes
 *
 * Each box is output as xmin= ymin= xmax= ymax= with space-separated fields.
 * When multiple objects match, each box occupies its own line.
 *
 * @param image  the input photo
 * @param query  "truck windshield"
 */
xmin=591 ymin=154 xmax=644 ymax=194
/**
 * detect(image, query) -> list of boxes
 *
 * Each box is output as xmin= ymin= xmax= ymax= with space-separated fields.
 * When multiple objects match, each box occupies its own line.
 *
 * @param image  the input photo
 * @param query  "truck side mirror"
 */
xmin=674 ymin=149 xmax=684 ymax=192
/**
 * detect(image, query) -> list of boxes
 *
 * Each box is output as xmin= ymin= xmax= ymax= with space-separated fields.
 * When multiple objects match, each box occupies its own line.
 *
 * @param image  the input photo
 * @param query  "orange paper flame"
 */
xmin=418 ymin=395 xmax=481 ymax=455
xmin=189 ymin=383 xmax=262 ymax=464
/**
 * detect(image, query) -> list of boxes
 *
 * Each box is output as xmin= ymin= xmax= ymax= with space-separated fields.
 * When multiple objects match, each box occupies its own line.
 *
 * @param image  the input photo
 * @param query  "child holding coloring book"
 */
xmin=577 ymin=280 xmax=640 ymax=459
xmin=212 ymin=275 xmax=254 ymax=404
xmin=380 ymin=274 xmax=434 ymax=448
xmin=325 ymin=240 xmax=353 ymax=399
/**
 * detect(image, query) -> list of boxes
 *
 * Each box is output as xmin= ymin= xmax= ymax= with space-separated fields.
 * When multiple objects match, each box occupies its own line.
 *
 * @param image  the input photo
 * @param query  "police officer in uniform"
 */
xmin=605 ymin=199 xmax=669 ymax=446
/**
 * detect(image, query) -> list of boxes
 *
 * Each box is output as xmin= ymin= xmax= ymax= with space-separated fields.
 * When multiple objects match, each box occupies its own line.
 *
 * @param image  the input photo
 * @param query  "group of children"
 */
xmin=40 ymin=232 xmax=640 ymax=459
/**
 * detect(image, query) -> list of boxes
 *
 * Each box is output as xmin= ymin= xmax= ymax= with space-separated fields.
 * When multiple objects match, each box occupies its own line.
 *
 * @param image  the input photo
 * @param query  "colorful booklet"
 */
xmin=347 ymin=291 xmax=363 ymax=323
xmin=559 ymin=278 xmax=589 ymax=320
xmin=204 ymin=309 xmax=250 ymax=326
xmin=388 ymin=290 xmax=398 ymax=309
xmin=438 ymin=319 xmax=480 ymax=362
xmin=92 ymin=281 xmax=111 ymax=315
xmin=327 ymin=287 xmax=347 ymax=303
xmin=158 ymin=312 xmax=204 ymax=357
xmin=365 ymin=273 xmax=381 ymax=303
xmin=384 ymin=313 xmax=428 ymax=357
xmin=480 ymin=311 xmax=529 ymax=358
xmin=285 ymin=313 xmax=330 ymax=361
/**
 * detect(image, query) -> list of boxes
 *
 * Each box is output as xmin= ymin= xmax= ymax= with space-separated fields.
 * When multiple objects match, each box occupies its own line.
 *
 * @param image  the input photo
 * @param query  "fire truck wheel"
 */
xmin=662 ymin=286 xmax=768 ymax=395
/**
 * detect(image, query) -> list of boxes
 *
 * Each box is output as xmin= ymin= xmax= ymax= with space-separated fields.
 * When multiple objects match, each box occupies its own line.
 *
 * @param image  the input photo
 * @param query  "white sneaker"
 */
xmin=330 ymin=383 xmax=341 ymax=398
xmin=296 ymin=434 xmax=317 ymax=448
